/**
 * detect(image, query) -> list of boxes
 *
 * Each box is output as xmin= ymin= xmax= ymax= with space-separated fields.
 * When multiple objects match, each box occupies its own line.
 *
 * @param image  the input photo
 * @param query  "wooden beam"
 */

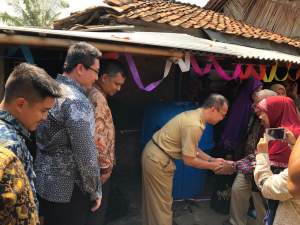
xmin=0 ymin=33 xmax=184 ymax=58
xmin=75 ymin=25 xmax=136 ymax=32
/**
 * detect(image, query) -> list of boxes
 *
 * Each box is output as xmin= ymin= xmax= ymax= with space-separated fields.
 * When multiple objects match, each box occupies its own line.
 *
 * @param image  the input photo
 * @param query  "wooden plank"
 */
xmin=76 ymin=25 xmax=136 ymax=32
xmin=0 ymin=33 xmax=184 ymax=58
xmin=222 ymin=0 xmax=300 ymax=39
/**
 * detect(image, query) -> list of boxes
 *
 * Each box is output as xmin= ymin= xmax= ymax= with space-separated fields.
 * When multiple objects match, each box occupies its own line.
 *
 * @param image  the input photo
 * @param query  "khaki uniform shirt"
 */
xmin=152 ymin=108 xmax=205 ymax=159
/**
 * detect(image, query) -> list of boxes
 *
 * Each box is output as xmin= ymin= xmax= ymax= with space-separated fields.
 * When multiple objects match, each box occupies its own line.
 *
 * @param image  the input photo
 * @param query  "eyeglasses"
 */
xmin=217 ymin=109 xmax=227 ymax=118
xmin=84 ymin=65 xmax=99 ymax=75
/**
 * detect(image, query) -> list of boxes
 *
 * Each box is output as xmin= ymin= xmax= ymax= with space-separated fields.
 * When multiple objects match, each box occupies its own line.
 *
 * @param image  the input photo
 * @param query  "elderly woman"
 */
xmin=254 ymin=96 xmax=300 ymax=225
xmin=255 ymin=137 xmax=300 ymax=225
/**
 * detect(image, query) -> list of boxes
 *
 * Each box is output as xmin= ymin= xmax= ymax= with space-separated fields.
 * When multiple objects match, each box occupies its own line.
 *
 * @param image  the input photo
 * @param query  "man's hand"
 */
xmin=256 ymin=137 xmax=268 ymax=153
xmin=91 ymin=197 xmax=102 ymax=212
xmin=210 ymin=161 xmax=223 ymax=173
xmin=215 ymin=160 xmax=235 ymax=175
xmin=213 ymin=158 xmax=226 ymax=163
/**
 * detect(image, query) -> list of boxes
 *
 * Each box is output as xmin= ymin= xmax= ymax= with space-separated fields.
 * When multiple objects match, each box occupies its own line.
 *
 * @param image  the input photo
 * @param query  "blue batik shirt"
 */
xmin=0 ymin=110 xmax=37 ymax=205
xmin=35 ymin=74 xmax=101 ymax=203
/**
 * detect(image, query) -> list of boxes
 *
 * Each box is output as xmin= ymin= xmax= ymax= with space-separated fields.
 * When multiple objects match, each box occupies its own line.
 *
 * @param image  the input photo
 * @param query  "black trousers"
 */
xmin=87 ymin=178 xmax=111 ymax=225
xmin=39 ymin=185 xmax=90 ymax=225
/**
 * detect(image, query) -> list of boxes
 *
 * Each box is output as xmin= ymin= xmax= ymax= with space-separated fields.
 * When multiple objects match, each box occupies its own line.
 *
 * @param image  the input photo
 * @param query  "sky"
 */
xmin=65 ymin=0 xmax=209 ymax=12
xmin=63 ymin=0 xmax=210 ymax=18
xmin=0 ymin=0 xmax=210 ymax=20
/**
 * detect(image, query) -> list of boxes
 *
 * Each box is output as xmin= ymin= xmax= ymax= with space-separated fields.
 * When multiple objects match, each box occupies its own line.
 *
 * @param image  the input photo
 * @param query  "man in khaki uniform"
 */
xmin=142 ymin=94 xmax=230 ymax=225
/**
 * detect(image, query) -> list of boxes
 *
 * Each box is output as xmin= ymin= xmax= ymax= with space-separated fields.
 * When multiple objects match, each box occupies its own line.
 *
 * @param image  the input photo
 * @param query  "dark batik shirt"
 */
xmin=35 ymin=74 xmax=101 ymax=203
xmin=0 ymin=110 xmax=37 ymax=207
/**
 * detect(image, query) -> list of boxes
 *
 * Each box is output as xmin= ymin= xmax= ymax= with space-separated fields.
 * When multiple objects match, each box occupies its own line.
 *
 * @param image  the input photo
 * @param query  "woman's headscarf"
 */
xmin=257 ymin=96 xmax=300 ymax=167
xmin=219 ymin=78 xmax=262 ymax=151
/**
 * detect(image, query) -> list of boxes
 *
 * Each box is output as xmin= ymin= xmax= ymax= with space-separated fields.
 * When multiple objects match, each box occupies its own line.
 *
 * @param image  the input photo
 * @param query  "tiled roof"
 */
xmin=54 ymin=0 xmax=300 ymax=49
xmin=103 ymin=0 xmax=300 ymax=48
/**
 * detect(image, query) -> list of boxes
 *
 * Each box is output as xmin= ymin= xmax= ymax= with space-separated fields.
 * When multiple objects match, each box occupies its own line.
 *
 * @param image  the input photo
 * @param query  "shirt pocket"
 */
xmin=162 ymin=159 xmax=176 ymax=175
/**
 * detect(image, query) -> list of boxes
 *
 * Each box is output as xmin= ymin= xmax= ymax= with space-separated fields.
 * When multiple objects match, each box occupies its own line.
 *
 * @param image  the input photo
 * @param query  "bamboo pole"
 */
xmin=0 ymin=33 xmax=184 ymax=58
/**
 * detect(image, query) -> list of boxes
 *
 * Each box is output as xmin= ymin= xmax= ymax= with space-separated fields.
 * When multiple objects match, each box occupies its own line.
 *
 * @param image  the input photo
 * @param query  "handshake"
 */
xmin=210 ymin=158 xmax=235 ymax=175
xmin=195 ymin=152 xmax=236 ymax=175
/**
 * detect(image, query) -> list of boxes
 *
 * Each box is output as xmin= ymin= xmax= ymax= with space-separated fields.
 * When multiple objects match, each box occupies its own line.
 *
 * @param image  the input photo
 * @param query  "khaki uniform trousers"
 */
xmin=229 ymin=173 xmax=266 ymax=225
xmin=142 ymin=141 xmax=176 ymax=225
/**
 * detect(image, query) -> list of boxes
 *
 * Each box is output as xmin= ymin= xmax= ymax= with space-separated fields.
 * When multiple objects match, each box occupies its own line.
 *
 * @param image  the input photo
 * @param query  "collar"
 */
xmin=94 ymin=83 xmax=107 ymax=98
xmin=57 ymin=74 xmax=87 ymax=95
xmin=0 ymin=110 xmax=31 ymax=139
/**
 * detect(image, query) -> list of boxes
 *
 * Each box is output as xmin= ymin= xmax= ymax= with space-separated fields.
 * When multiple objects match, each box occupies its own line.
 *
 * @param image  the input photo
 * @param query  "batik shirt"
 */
xmin=0 ymin=146 xmax=39 ymax=225
xmin=89 ymin=85 xmax=116 ymax=172
xmin=235 ymin=116 xmax=262 ymax=174
xmin=35 ymin=74 xmax=101 ymax=203
xmin=0 ymin=110 xmax=37 ymax=206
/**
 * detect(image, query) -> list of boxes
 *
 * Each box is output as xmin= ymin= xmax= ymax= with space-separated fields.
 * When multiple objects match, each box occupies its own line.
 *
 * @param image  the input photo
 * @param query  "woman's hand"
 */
xmin=256 ymin=136 xmax=268 ymax=153
xmin=285 ymin=128 xmax=296 ymax=146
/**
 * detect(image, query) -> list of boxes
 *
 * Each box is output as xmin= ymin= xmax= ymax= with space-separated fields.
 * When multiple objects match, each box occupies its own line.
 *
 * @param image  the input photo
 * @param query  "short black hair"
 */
xmin=202 ymin=94 xmax=228 ymax=110
xmin=63 ymin=42 xmax=102 ymax=73
xmin=99 ymin=60 xmax=127 ymax=78
xmin=4 ymin=63 xmax=61 ymax=103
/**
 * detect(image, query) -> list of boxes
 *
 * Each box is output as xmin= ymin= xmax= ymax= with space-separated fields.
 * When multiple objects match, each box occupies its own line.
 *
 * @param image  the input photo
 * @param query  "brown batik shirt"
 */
xmin=89 ymin=84 xmax=116 ymax=173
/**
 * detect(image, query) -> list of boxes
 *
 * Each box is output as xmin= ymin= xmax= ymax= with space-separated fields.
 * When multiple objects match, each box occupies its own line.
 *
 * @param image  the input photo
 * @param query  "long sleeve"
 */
xmin=0 ymin=120 xmax=38 ymax=206
xmin=89 ymin=87 xmax=115 ymax=170
xmin=254 ymin=153 xmax=292 ymax=201
xmin=0 ymin=147 xmax=39 ymax=224
xmin=64 ymin=99 xmax=102 ymax=200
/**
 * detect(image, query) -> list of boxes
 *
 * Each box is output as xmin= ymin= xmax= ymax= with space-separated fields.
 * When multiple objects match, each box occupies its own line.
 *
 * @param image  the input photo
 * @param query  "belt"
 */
xmin=151 ymin=138 xmax=173 ymax=160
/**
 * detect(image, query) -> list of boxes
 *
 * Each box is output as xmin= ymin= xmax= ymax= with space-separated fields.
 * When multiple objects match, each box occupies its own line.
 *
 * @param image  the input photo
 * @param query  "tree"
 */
xmin=0 ymin=0 xmax=69 ymax=28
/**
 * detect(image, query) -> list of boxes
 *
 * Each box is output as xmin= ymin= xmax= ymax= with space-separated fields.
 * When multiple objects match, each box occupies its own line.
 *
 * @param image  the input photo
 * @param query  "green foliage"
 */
xmin=0 ymin=0 xmax=69 ymax=28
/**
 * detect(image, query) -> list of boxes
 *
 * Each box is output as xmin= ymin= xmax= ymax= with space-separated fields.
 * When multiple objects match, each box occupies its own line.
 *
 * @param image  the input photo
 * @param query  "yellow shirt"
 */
xmin=152 ymin=108 xmax=205 ymax=159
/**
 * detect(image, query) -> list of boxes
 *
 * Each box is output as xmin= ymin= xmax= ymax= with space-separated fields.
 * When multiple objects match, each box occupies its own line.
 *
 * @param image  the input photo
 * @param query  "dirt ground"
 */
xmin=107 ymin=198 xmax=256 ymax=225
xmin=106 ymin=172 xmax=257 ymax=225
xmin=107 ymin=131 xmax=258 ymax=225
xmin=105 ymin=173 xmax=220 ymax=225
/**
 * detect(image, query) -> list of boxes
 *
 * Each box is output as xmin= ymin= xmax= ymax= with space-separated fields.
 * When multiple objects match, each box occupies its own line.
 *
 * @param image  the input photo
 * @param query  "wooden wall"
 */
xmin=206 ymin=0 xmax=300 ymax=39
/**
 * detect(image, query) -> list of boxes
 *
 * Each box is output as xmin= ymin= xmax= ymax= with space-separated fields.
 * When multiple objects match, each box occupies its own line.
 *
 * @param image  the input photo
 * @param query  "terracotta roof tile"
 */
xmin=54 ymin=0 xmax=300 ymax=49
xmin=104 ymin=0 xmax=300 ymax=48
